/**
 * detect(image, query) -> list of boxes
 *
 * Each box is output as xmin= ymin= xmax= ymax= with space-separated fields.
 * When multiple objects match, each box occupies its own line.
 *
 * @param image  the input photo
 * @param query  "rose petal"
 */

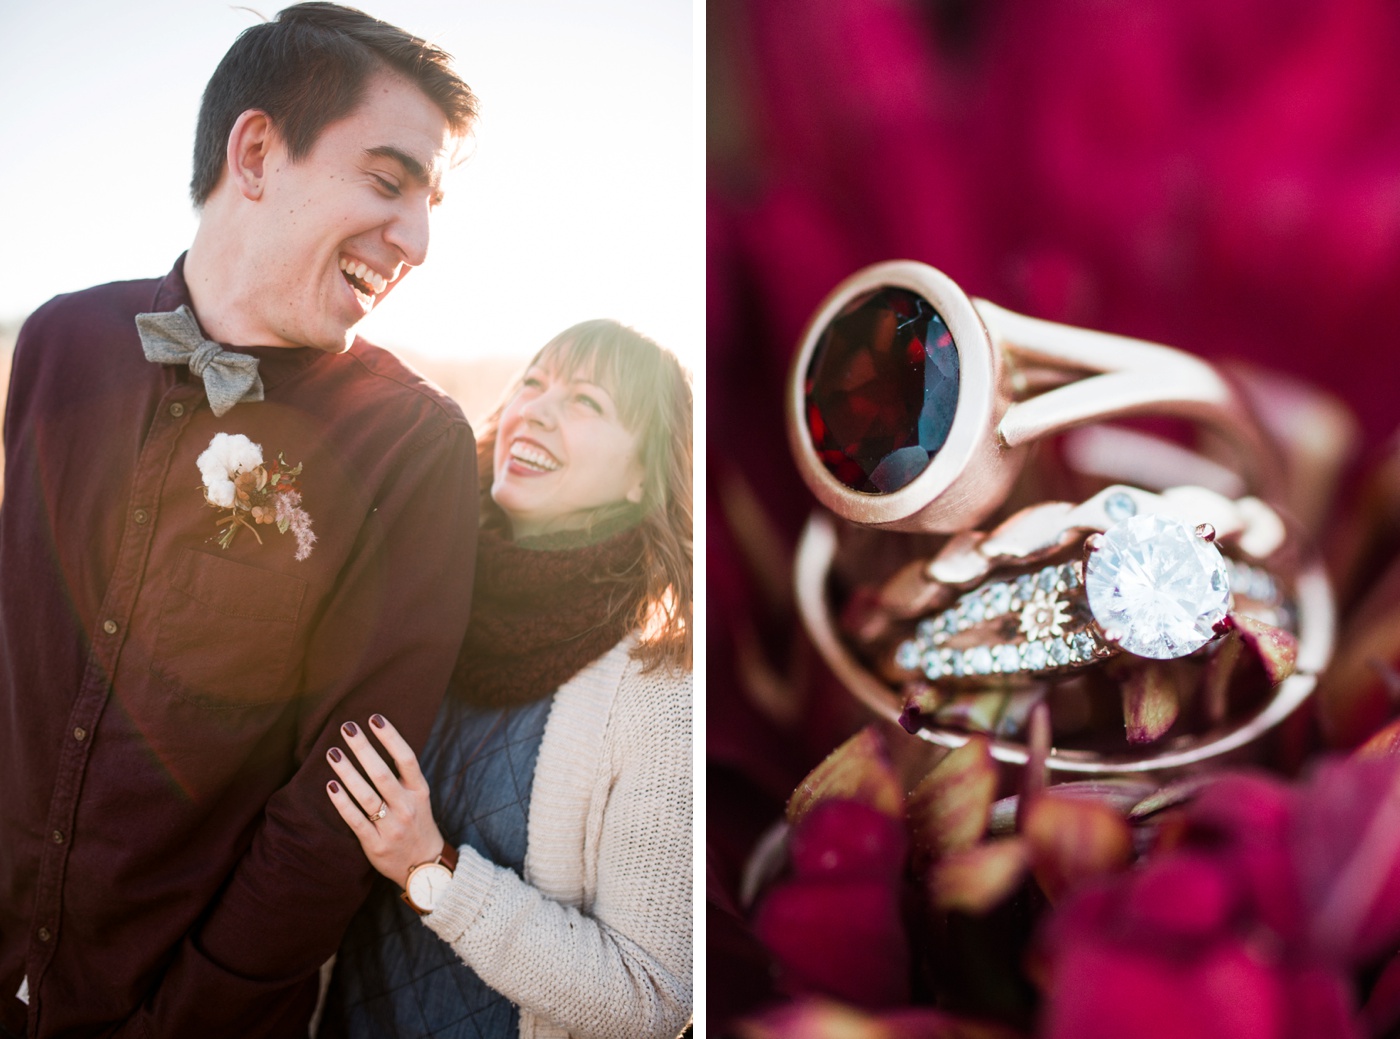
xmin=930 ymin=838 xmax=1029 ymax=914
xmin=1120 ymin=661 xmax=1180 ymax=744
xmin=1040 ymin=936 xmax=1287 ymax=1039
xmin=788 ymin=725 xmax=904 ymax=826
xmin=1233 ymin=614 xmax=1299 ymax=686
xmin=907 ymin=736 xmax=996 ymax=867
xmin=753 ymin=876 xmax=909 ymax=1008
xmin=789 ymin=800 xmax=908 ymax=882
xmin=736 ymin=997 xmax=1024 ymax=1039
xmin=1024 ymin=795 xmax=1133 ymax=903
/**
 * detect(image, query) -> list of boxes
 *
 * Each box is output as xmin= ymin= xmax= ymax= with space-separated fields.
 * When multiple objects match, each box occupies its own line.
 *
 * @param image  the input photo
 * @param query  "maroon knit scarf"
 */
xmin=449 ymin=510 xmax=647 ymax=708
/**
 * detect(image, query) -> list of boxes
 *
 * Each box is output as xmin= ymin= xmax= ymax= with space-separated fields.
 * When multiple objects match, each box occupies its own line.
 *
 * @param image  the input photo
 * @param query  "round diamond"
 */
xmin=986 ymin=583 xmax=1012 ymax=617
xmin=804 ymin=287 xmax=961 ymax=493
xmin=967 ymin=646 xmax=994 ymax=675
xmin=961 ymin=596 xmax=985 ymax=625
xmin=1084 ymin=513 xmax=1231 ymax=660
xmin=921 ymin=648 xmax=946 ymax=679
xmin=895 ymin=640 xmax=921 ymax=670
xmin=1104 ymin=491 xmax=1138 ymax=522
xmin=991 ymin=644 xmax=1020 ymax=673
xmin=1020 ymin=641 xmax=1049 ymax=671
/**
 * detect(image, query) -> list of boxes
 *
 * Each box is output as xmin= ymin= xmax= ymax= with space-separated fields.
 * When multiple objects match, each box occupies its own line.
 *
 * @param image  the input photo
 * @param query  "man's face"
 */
xmin=247 ymin=72 xmax=456 ymax=352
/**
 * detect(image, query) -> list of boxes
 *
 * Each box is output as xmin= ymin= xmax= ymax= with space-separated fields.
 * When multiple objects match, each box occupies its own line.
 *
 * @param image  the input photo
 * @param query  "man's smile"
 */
xmin=339 ymin=255 xmax=390 ymax=303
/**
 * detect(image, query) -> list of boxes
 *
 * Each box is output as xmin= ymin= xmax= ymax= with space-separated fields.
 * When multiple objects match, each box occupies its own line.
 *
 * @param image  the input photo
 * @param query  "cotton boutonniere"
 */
xmin=196 ymin=432 xmax=316 ymax=560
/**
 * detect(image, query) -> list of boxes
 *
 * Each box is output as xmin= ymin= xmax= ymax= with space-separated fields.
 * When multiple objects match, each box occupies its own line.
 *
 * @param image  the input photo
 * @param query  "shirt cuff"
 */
xmin=421 ymin=845 xmax=496 ymax=944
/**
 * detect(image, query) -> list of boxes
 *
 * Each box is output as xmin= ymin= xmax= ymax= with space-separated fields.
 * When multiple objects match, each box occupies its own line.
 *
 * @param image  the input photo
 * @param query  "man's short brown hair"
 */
xmin=190 ymin=2 xmax=478 ymax=206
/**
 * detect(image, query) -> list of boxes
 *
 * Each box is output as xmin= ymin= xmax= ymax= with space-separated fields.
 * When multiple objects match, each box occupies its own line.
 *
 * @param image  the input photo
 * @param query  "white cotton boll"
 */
xmin=204 ymin=480 xmax=236 ymax=508
xmin=197 ymin=432 xmax=263 ymax=507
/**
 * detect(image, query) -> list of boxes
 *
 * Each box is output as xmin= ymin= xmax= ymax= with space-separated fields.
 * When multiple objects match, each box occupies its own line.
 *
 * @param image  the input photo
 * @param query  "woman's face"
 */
xmin=491 ymin=360 xmax=646 ymax=538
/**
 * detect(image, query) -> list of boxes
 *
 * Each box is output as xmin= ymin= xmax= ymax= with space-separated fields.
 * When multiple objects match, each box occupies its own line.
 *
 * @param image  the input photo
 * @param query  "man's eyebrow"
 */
xmin=365 ymin=146 xmax=445 ymax=201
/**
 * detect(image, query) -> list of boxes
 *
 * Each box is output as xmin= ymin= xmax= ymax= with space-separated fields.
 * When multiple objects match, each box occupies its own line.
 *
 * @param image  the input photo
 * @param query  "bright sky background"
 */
xmin=0 ymin=0 xmax=700 ymax=373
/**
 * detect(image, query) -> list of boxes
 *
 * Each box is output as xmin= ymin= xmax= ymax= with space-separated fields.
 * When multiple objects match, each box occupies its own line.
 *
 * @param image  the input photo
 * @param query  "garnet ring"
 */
xmin=786 ymin=261 xmax=1285 ymax=534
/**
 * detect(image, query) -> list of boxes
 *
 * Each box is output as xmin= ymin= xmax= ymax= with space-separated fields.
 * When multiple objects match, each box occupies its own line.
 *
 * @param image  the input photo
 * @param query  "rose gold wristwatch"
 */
xmin=401 ymin=842 xmax=459 ymax=915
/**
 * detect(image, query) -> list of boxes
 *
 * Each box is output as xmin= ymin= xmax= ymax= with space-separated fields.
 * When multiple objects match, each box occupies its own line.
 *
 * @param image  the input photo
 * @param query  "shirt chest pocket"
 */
xmin=150 ymin=549 xmax=308 ymax=709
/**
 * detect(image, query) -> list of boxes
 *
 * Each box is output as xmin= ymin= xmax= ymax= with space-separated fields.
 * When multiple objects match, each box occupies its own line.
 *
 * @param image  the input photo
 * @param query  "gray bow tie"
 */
xmin=135 ymin=305 xmax=265 ymax=417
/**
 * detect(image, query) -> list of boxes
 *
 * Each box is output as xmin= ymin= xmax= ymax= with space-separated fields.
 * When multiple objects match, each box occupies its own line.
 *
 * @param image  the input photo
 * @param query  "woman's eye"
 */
xmin=575 ymin=394 xmax=603 ymax=413
xmin=522 ymin=376 xmax=543 ymax=389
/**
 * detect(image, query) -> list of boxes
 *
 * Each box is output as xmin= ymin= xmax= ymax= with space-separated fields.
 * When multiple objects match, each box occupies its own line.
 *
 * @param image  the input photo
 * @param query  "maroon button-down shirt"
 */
xmin=0 ymin=258 xmax=478 ymax=1036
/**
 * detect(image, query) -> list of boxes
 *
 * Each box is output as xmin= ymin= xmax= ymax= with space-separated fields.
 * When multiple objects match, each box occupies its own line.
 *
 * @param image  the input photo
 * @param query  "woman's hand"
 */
xmin=325 ymin=714 xmax=447 ymax=886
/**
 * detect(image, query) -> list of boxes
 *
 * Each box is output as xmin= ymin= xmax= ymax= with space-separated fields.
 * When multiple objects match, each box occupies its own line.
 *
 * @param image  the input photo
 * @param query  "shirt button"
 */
xmin=73 ymin=727 xmax=87 ymax=742
xmin=51 ymin=831 xmax=64 ymax=844
xmin=37 ymin=928 xmax=51 ymax=943
xmin=133 ymin=508 xmax=150 ymax=525
xmin=169 ymin=402 xmax=185 ymax=418
xmin=102 ymin=620 xmax=118 ymax=635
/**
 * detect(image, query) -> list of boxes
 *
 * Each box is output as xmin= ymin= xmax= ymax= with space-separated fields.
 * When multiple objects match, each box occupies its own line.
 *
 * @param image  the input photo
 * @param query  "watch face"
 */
xmin=407 ymin=863 xmax=453 ymax=913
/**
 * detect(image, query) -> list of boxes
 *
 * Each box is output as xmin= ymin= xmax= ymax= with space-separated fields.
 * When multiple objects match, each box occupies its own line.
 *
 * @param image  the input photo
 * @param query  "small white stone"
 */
xmin=968 ymin=646 xmax=994 ymax=675
xmin=992 ymin=644 xmax=1019 ymax=673
xmin=1070 ymin=631 xmax=1096 ymax=661
xmin=1013 ymin=572 xmax=1037 ymax=606
xmin=986 ymin=583 xmax=1012 ymax=617
xmin=896 ymin=640 xmax=921 ymax=670
xmin=1084 ymin=513 xmax=1230 ymax=660
xmin=921 ymin=648 xmax=946 ymax=679
xmin=1048 ymin=638 xmax=1072 ymax=665
xmin=962 ymin=596 xmax=986 ymax=625
xmin=1104 ymin=491 xmax=1138 ymax=522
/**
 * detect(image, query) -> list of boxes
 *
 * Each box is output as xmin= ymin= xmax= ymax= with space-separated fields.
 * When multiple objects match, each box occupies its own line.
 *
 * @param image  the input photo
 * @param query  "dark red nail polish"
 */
xmin=328 ymin=747 xmax=342 ymax=762
xmin=370 ymin=714 xmax=386 ymax=729
xmin=328 ymin=780 xmax=340 ymax=793
xmin=342 ymin=721 xmax=358 ymax=737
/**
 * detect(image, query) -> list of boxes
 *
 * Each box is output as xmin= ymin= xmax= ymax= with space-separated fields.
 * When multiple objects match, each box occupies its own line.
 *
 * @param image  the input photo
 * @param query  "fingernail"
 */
xmin=371 ymin=714 xmax=386 ymax=729
xmin=328 ymin=747 xmax=343 ymax=762
xmin=328 ymin=780 xmax=340 ymax=793
xmin=343 ymin=721 xmax=358 ymax=737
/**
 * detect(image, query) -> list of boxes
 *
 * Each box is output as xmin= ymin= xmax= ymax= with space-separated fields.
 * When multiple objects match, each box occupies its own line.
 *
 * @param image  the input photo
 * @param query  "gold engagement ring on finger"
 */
xmin=369 ymin=802 xmax=389 ymax=822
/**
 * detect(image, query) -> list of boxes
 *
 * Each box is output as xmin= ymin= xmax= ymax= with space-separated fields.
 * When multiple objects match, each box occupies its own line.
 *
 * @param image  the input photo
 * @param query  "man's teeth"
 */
xmin=339 ymin=258 xmax=387 ymax=294
xmin=510 ymin=443 xmax=561 ymax=472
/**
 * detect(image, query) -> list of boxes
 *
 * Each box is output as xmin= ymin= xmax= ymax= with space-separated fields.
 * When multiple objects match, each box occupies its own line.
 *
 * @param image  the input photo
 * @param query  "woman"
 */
xmin=318 ymin=320 xmax=692 ymax=1038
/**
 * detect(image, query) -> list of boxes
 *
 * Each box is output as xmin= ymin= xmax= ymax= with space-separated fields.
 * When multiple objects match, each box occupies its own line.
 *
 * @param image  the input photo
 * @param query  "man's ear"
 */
xmin=226 ymin=110 xmax=275 ymax=201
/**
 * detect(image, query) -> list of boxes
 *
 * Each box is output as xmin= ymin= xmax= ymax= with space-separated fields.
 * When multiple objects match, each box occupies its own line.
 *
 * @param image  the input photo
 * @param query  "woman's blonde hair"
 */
xmin=477 ymin=320 xmax=693 ymax=671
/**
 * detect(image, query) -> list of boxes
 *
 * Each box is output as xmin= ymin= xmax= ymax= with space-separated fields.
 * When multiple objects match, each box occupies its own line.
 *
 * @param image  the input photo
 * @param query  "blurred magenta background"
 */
xmin=707 ymin=0 xmax=1400 ymax=1026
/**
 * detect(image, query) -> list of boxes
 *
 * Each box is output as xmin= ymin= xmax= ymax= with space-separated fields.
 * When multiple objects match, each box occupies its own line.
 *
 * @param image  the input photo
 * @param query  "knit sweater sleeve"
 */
xmin=422 ymin=656 xmax=693 ymax=1039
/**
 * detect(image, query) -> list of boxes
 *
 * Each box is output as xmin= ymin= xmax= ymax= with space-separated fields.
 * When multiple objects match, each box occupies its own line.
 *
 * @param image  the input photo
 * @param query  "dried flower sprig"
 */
xmin=196 ymin=432 xmax=316 ymax=560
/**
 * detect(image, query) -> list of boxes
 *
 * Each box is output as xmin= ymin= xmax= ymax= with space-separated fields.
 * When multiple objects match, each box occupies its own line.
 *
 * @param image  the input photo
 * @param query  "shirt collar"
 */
xmin=150 ymin=253 xmax=331 ymax=389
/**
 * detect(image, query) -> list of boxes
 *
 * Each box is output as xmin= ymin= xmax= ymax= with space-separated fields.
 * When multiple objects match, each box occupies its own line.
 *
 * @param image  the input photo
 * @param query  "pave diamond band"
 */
xmin=892 ymin=524 xmax=1286 ymax=684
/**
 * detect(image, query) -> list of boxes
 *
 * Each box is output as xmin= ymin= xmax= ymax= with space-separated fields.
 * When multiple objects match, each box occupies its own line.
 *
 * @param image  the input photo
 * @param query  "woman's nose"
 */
xmin=520 ymin=389 xmax=560 ymax=427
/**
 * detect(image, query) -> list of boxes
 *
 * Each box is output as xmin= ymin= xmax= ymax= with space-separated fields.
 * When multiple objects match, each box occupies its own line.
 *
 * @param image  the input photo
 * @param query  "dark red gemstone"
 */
xmin=804 ymin=287 xmax=960 ymax=493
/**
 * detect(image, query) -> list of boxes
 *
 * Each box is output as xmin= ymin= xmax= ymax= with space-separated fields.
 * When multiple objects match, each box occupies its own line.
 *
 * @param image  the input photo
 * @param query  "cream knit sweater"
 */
xmin=421 ymin=636 xmax=693 ymax=1039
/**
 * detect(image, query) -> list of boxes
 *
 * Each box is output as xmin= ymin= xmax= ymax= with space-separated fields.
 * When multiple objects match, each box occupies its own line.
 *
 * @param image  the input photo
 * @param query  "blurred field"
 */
xmin=0 ymin=322 xmax=521 ymax=507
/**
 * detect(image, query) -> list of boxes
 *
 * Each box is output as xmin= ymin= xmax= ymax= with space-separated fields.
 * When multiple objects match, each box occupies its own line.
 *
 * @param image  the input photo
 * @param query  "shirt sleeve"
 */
xmin=115 ymin=419 xmax=479 ymax=1038
xmin=423 ymin=664 xmax=694 ymax=1039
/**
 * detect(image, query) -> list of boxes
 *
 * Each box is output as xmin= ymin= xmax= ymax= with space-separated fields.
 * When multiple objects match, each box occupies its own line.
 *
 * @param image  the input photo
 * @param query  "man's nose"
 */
xmin=386 ymin=199 xmax=432 ymax=268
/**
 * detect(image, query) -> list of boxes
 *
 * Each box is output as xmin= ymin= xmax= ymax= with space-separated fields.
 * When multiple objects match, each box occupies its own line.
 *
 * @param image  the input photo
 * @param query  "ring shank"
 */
xmin=795 ymin=511 xmax=1333 ymax=774
xmin=977 ymin=300 xmax=1286 ymax=503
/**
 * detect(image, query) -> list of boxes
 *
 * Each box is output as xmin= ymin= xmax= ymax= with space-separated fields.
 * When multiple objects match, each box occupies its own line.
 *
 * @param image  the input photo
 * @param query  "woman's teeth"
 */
xmin=339 ymin=257 xmax=387 ymax=295
xmin=510 ymin=443 xmax=561 ymax=472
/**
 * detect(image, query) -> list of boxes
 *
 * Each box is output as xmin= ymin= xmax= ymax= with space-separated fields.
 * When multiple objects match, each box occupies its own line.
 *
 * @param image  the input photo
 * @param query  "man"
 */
xmin=0 ymin=5 xmax=480 ymax=1035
